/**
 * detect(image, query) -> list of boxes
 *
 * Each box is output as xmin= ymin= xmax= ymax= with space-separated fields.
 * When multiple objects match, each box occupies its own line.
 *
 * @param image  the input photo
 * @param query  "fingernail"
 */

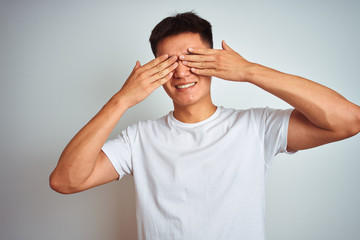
xmin=179 ymin=55 xmax=185 ymax=60
xmin=182 ymin=61 xmax=188 ymax=65
xmin=188 ymin=48 xmax=194 ymax=52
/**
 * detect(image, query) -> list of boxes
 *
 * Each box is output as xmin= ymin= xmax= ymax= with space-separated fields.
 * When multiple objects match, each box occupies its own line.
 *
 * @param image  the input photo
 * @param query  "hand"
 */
xmin=117 ymin=54 xmax=178 ymax=108
xmin=180 ymin=41 xmax=253 ymax=82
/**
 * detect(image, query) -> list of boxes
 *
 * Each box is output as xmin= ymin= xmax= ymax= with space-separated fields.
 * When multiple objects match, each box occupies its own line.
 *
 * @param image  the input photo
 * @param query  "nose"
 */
xmin=173 ymin=60 xmax=190 ymax=79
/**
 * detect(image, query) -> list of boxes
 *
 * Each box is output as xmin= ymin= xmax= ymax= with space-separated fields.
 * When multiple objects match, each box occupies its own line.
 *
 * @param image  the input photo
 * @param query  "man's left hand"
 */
xmin=180 ymin=41 xmax=253 ymax=82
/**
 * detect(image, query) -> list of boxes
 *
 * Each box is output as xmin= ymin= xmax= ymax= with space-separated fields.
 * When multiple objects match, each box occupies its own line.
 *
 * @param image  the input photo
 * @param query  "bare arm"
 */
xmin=50 ymin=55 xmax=178 ymax=194
xmin=246 ymin=65 xmax=360 ymax=151
xmin=180 ymin=41 xmax=360 ymax=151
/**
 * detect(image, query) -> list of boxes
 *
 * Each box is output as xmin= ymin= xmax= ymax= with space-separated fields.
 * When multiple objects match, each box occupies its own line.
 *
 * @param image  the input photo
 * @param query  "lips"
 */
xmin=175 ymin=82 xmax=197 ymax=89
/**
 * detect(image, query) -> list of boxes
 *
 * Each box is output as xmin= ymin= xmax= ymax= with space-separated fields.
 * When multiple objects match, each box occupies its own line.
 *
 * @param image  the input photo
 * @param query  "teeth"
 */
xmin=176 ymin=83 xmax=196 ymax=89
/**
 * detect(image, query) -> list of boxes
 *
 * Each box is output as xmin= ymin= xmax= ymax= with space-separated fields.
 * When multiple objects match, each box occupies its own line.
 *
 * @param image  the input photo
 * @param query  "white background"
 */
xmin=1 ymin=0 xmax=359 ymax=239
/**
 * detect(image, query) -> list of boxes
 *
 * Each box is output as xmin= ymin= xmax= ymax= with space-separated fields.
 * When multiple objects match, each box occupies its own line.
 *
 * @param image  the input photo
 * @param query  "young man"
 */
xmin=50 ymin=12 xmax=360 ymax=239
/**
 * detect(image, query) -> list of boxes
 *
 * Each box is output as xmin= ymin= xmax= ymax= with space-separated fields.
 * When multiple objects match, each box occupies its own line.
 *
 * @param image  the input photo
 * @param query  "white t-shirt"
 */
xmin=102 ymin=106 xmax=294 ymax=240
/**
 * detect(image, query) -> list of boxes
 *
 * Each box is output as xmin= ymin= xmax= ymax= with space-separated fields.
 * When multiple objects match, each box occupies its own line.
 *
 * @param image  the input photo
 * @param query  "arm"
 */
xmin=50 ymin=55 xmax=178 ymax=194
xmin=180 ymin=41 xmax=360 ymax=151
xmin=247 ymin=65 xmax=360 ymax=151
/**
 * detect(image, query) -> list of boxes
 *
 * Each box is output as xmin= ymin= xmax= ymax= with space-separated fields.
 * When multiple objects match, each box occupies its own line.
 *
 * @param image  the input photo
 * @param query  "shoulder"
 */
xmin=218 ymin=106 xmax=267 ymax=120
xmin=126 ymin=112 xmax=171 ymax=134
xmin=245 ymin=107 xmax=293 ymax=121
xmin=218 ymin=106 xmax=293 ymax=125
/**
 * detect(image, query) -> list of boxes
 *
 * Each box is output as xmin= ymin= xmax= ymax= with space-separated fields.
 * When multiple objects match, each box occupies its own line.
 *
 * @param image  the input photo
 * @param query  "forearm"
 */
xmin=182 ymin=42 xmax=360 ymax=146
xmin=50 ymin=55 xmax=177 ymax=193
xmin=50 ymin=93 xmax=129 ymax=188
xmin=247 ymin=63 xmax=360 ymax=133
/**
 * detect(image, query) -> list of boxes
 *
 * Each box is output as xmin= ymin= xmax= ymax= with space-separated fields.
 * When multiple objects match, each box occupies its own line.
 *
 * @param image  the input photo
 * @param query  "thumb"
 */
xmin=134 ymin=60 xmax=141 ymax=70
xmin=222 ymin=40 xmax=232 ymax=51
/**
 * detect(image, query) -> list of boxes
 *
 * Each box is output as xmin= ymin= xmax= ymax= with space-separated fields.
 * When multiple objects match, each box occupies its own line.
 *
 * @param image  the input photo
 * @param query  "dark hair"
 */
xmin=149 ymin=11 xmax=213 ymax=56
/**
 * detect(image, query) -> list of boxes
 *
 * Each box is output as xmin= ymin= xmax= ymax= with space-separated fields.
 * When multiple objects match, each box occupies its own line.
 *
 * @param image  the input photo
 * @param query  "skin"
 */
xmin=49 ymin=32 xmax=360 ymax=194
xmin=50 ymin=53 xmax=178 ymax=194
xmin=156 ymin=33 xmax=217 ymax=123
xmin=180 ymin=39 xmax=360 ymax=150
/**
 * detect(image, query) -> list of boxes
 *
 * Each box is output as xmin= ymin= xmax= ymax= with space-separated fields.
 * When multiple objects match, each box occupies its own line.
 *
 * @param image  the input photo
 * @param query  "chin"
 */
xmin=171 ymin=94 xmax=210 ymax=108
xmin=173 ymin=99 xmax=198 ymax=108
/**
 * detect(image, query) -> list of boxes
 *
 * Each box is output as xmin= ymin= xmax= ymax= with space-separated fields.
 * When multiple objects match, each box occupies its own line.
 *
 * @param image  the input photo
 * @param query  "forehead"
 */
xmin=156 ymin=32 xmax=210 ymax=56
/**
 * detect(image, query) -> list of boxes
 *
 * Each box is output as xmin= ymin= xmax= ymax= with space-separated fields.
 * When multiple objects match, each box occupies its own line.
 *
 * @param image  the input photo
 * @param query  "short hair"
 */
xmin=149 ymin=11 xmax=213 ymax=56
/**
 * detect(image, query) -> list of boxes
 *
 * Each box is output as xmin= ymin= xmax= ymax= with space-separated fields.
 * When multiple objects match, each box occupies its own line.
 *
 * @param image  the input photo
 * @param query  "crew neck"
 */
xmin=169 ymin=106 xmax=221 ymax=127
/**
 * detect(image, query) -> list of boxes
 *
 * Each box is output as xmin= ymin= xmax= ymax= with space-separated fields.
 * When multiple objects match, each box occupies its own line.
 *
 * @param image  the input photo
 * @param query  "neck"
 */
xmin=173 ymin=100 xmax=217 ymax=123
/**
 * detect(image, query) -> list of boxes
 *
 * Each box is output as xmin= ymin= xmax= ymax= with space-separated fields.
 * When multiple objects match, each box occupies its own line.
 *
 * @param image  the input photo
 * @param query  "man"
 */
xmin=50 ymin=12 xmax=360 ymax=239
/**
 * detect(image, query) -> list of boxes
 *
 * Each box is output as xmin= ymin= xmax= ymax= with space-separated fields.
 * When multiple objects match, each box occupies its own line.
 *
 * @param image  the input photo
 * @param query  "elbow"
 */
xmin=353 ymin=107 xmax=360 ymax=136
xmin=326 ymin=105 xmax=360 ymax=141
xmin=49 ymin=172 xmax=77 ymax=195
xmin=338 ymin=106 xmax=360 ymax=138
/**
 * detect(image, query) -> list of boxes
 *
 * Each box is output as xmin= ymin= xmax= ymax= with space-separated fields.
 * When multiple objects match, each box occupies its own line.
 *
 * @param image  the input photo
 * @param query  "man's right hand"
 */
xmin=117 ymin=54 xmax=178 ymax=108
xmin=50 ymin=54 xmax=178 ymax=194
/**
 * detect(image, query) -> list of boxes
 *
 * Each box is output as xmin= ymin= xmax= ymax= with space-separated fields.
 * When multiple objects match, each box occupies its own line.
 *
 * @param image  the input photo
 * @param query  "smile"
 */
xmin=175 ymin=82 xmax=196 ymax=89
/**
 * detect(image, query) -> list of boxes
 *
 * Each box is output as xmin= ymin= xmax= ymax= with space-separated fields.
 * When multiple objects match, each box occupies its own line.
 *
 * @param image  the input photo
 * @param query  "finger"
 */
xmin=179 ymin=53 xmax=215 ymax=62
xmin=142 ymin=54 xmax=169 ymax=70
xmin=182 ymin=60 xmax=215 ymax=69
xmin=190 ymin=67 xmax=218 ymax=77
xmin=148 ymin=61 xmax=178 ymax=82
xmin=187 ymin=47 xmax=221 ymax=55
xmin=129 ymin=60 xmax=141 ymax=78
xmin=147 ymin=55 xmax=177 ymax=76
xmin=222 ymin=40 xmax=233 ymax=51
xmin=150 ymin=72 xmax=173 ymax=90
xmin=134 ymin=60 xmax=141 ymax=70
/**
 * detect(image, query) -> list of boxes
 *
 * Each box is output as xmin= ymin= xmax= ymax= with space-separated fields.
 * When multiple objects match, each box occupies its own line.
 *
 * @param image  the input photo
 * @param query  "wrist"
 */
xmin=245 ymin=63 xmax=277 ymax=86
xmin=243 ymin=63 xmax=262 ymax=84
xmin=108 ymin=92 xmax=133 ymax=112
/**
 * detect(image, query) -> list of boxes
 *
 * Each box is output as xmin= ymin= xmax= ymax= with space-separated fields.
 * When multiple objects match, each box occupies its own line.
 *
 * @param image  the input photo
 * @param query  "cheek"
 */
xmin=201 ymin=76 xmax=212 ymax=89
xmin=162 ymin=82 xmax=173 ymax=96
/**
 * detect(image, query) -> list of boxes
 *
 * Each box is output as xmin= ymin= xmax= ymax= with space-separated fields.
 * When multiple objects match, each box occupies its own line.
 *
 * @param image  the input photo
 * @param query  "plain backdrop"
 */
xmin=1 ymin=0 xmax=359 ymax=239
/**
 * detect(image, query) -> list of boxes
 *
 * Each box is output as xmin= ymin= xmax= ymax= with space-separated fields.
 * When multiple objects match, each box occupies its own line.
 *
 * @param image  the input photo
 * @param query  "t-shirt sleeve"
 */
xmin=251 ymin=107 xmax=295 ymax=169
xmin=101 ymin=127 xmax=134 ymax=180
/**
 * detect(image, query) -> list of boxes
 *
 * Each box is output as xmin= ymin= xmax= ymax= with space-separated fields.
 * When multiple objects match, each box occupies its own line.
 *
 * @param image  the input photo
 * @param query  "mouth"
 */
xmin=175 ymin=82 xmax=197 ymax=89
